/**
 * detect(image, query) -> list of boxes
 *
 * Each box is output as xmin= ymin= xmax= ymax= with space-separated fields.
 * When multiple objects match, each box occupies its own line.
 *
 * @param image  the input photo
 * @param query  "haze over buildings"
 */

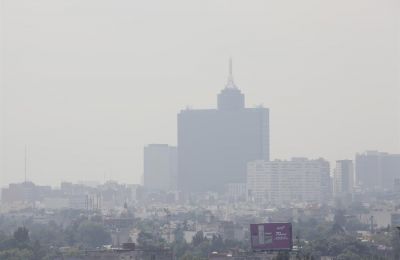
xmin=1 ymin=1 xmax=400 ymax=259
xmin=1 ymin=0 xmax=399 ymax=186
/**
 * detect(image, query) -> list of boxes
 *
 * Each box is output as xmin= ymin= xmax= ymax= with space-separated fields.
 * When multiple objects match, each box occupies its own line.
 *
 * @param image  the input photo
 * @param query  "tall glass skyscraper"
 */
xmin=177 ymin=64 xmax=269 ymax=192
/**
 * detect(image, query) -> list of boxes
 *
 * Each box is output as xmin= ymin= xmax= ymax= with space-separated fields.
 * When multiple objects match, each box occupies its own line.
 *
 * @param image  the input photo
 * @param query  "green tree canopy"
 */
xmin=13 ymin=227 xmax=29 ymax=244
xmin=76 ymin=221 xmax=111 ymax=248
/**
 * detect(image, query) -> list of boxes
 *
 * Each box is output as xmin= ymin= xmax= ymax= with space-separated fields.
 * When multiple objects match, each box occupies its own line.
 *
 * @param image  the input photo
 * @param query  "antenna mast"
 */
xmin=226 ymin=58 xmax=236 ymax=88
xmin=24 ymin=145 xmax=27 ymax=183
xmin=228 ymin=58 xmax=234 ymax=83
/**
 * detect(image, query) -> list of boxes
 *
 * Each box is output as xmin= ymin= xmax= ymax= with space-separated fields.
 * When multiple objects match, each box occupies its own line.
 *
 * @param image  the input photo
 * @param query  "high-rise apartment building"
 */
xmin=247 ymin=158 xmax=330 ymax=204
xmin=178 ymin=63 xmax=269 ymax=192
xmin=356 ymin=151 xmax=400 ymax=191
xmin=333 ymin=160 xmax=354 ymax=197
xmin=143 ymin=144 xmax=177 ymax=191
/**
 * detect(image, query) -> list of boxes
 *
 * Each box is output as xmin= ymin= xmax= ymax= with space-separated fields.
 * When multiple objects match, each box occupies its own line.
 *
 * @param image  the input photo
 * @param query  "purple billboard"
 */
xmin=250 ymin=223 xmax=292 ymax=251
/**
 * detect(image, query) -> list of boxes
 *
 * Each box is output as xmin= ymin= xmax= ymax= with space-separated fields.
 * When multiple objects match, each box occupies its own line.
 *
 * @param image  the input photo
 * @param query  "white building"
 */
xmin=333 ymin=160 xmax=354 ymax=197
xmin=247 ymin=158 xmax=330 ymax=204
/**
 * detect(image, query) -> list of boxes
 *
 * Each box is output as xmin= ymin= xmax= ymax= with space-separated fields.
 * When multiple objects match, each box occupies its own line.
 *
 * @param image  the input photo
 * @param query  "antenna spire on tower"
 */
xmin=24 ymin=145 xmax=27 ymax=183
xmin=226 ymin=58 xmax=236 ymax=88
xmin=229 ymin=58 xmax=233 ymax=81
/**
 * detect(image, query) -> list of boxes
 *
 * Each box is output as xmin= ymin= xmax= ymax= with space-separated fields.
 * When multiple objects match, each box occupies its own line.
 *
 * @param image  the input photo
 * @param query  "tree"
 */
xmin=76 ymin=221 xmax=111 ymax=248
xmin=181 ymin=252 xmax=202 ymax=260
xmin=336 ymin=251 xmax=363 ymax=260
xmin=173 ymin=224 xmax=185 ymax=243
xmin=137 ymin=231 xmax=166 ymax=249
xmin=28 ymin=222 xmax=64 ymax=247
xmin=210 ymin=235 xmax=224 ymax=252
xmin=137 ymin=231 xmax=153 ymax=248
xmin=32 ymin=240 xmax=46 ymax=260
xmin=0 ymin=248 xmax=34 ymax=260
xmin=332 ymin=210 xmax=346 ymax=234
xmin=275 ymin=251 xmax=290 ymax=260
xmin=192 ymin=231 xmax=205 ymax=247
xmin=13 ymin=227 xmax=29 ymax=243
xmin=172 ymin=240 xmax=190 ymax=259
xmin=391 ymin=228 xmax=400 ymax=259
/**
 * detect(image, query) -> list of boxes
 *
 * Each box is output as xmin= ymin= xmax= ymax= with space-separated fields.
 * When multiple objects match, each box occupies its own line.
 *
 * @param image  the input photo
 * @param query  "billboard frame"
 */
xmin=250 ymin=222 xmax=293 ymax=252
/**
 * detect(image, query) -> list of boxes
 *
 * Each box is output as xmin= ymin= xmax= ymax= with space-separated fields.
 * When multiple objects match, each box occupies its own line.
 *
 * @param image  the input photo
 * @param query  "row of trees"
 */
xmin=0 ymin=227 xmax=51 ymax=259
xmin=0 ymin=213 xmax=112 ymax=259
xmin=135 ymin=223 xmax=248 ymax=259
xmin=294 ymin=209 xmax=399 ymax=260
xmin=2 ymin=205 xmax=400 ymax=259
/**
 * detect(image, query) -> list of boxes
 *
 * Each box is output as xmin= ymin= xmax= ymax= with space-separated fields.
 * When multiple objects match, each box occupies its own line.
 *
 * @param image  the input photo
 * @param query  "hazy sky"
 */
xmin=1 ymin=0 xmax=399 ymax=186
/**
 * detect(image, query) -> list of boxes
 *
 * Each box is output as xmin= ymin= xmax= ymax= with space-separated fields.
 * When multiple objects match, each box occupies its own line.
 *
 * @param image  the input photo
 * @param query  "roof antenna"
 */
xmin=229 ymin=58 xmax=233 ymax=82
xmin=24 ymin=145 xmax=27 ymax=183
xmin=226 ymin=58 xmax=236 ymax=88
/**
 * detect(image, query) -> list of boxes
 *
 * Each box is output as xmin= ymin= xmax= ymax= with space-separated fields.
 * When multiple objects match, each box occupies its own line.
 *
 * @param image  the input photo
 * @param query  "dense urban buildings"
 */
xmin=177 ymin=65 xmax=269 ymax=193
xmin=1 ymin=182 xmax=52 ymax=204
xmin=224 ymin=182 xmax=247 ymax=202
xmin=333 ymin=160 xmax=354 ymax=198
xmin=356 ymin=151 xmax=400 ymax=191
xmin=1 ymin=181 xmax=139 ymax=212
xmin=143 ymin=144 xmax=177 ymax=191
xmin=247 ymin=158 xmax=330 ymax=204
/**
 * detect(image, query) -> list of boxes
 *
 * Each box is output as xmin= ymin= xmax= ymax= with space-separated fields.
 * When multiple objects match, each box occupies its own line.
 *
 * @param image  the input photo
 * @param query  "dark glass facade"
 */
xmin=177 ymin=86 xmax=269 ymax=192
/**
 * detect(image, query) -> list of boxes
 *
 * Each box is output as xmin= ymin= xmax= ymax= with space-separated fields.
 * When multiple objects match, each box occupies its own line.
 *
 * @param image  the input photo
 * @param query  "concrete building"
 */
xmin=224 ymin=183 xmax=247 ymax=201
xmin=1 ymin=182 xmax=52 ymax=204
xmin=247 ymin=158 xmax=330 ymax=204
xmin=356 ymin=151 xmax=400 ymax=191
xmin=144 ymin=144 xmax=177 ymax=191
xmin=333 ymin=160 xmax=354 ymax=197
xmin=178 ymin=63 xmax=269 ymax=192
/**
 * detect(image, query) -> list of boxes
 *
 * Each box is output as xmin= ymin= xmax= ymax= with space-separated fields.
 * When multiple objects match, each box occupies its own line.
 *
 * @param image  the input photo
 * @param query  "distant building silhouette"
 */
xmin=333 ymin=160 xmax=354 ymax=198
xmin=356 ymin=151 xmax=400 ymax=191
xmin=1 ymin=182 xmax=51 ymax=204
xmin=178 ymin=62 xmax=269 ymax=192
xmin=144 ymin=144 xmax=177 ymax=191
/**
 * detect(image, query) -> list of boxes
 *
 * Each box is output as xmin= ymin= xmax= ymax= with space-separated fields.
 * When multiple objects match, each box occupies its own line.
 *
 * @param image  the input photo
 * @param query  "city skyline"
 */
xmin=1 ymin=60 xmax=399 ymax=186
xmin=1 ymin=0 xmax=399 ymax=186
xmin=1 ymin=1 xmax=400 ymax=259
xmin=1 ymin=61 xmax=399 ymax=186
